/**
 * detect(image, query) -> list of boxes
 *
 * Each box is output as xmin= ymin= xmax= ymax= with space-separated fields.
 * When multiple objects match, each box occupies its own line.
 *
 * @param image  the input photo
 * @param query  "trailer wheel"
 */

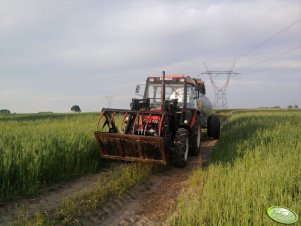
xmin=189 ymin=120 xmax=201 ymax=156
xmin=207 ymin=115 xmax=220 ymax=139
xmin=172 ymin=128 xmax=189 ymax=168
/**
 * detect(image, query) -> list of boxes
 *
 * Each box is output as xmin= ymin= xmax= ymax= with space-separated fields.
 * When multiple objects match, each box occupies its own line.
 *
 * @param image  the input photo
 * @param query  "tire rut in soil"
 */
xmin=0 ymin=139 xmax=216 ymax=226
xmin=0 ymin=161 xmax=122 ymax=226
xmin=76 ymin=138 xmax=217 ymax=226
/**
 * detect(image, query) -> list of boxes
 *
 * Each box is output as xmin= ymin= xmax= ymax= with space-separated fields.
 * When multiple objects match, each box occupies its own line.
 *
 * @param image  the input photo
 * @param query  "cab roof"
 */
xmin=147 ymin=74 xmax=196 ymax=85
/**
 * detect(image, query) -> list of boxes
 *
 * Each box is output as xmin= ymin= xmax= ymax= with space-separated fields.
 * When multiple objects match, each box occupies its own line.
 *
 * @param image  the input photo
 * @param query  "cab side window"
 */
xmin=186 ymin=85 xmax=195 ymax=108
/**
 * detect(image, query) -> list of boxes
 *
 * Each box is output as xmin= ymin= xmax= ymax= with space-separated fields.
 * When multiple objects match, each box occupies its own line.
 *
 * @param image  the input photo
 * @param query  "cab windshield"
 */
xmin=146 ymin=83 xmax=184 ymax=107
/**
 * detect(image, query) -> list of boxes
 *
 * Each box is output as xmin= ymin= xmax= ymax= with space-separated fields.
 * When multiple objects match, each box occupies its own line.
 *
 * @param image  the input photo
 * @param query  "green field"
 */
xmin=1 ymin=112 xmax=158 ymax=225
xmin=0 ymin=113 xmax=102 ymax=202
xmin=1 ymin=109 xmax=301 ymax=225
xmin=172 ymin=109 xmax=301 ymax=225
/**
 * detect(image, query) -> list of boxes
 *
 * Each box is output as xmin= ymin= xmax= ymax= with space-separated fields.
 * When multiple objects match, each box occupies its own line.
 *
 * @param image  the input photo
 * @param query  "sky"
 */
xmin=0 ymin=0 xmax=300 ymax=113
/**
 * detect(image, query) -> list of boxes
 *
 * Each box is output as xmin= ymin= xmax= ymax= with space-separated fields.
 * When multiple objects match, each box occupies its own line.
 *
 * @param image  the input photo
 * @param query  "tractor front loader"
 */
xmin=94 ymin=71 xmax=220 ymax=167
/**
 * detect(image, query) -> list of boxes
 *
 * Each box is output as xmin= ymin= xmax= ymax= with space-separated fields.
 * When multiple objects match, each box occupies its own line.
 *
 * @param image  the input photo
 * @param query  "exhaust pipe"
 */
xmin=161 ymin=71 xmax=166 ymax=110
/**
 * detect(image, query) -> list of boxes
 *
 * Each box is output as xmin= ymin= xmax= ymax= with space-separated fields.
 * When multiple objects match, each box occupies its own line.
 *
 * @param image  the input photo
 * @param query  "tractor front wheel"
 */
xmin=172 ymin=128 xmax=189 ymax=168
xmin=189 ymin=119 xmax=201 ymax=156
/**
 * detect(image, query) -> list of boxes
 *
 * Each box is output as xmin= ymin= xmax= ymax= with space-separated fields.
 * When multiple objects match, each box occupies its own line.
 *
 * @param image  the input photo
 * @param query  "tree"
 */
xmin=71 ymin=105 xmax=81 ymax=113
xmin=294 ymin=105 xmax=299 ymax=109
xmin=288 ymin=105 xmax=293 ymax=109
xmin=0 ymin=109 xmax=11 ymax=114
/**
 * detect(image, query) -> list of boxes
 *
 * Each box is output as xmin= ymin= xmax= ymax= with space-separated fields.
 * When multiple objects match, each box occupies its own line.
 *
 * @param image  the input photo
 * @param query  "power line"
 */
xmin=217 ymin=18 xmax=301 ymax=69
xmin=239 ymin=44 xmax=301 ymax=70
xmin=273 ymin=61 xmax=300 ymax=70
xmin=241 ymin=61 xmax=300 ymax=75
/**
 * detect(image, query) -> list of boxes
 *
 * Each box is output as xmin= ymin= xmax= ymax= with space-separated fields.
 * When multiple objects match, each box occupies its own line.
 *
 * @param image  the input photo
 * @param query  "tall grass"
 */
xmin=0 ymin=113 xmax=101 ymax=202
xmin=56 ymin=163 xmax=157 ymax=224
xmin=0 ymin=113 xmax=161 ymax=225
xmin=15 ymin=163 xmax=159 ymax=226
xmin=172 ymin=110 xmax=301 ymax=225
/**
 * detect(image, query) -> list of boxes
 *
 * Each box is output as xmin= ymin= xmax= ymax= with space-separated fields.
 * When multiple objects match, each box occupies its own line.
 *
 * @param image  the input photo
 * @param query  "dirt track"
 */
xmin=0 ymin=162 xmax=121 ymax=225
xmin=0 ymin=139 xmax=216 ymax=226
xmin=74 ymin=138 xmax=216 ymax=226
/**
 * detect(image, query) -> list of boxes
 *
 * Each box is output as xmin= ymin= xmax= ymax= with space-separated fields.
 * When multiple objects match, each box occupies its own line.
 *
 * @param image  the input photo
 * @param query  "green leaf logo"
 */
xmin=267 ymin=206 xmax=298 ymax=224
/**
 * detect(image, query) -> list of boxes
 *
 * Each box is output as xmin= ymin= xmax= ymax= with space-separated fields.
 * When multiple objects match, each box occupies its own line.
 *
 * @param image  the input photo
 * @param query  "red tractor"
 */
xmin=94 ymin=71 xmax=220 ymax=167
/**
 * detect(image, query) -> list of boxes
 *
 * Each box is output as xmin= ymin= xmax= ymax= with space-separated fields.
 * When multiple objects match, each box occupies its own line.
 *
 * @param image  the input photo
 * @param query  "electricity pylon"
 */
xmin=201 ymin=63 xmax=239 ymax=109
xmin=105 ymin=96 xmax=114 ymax=108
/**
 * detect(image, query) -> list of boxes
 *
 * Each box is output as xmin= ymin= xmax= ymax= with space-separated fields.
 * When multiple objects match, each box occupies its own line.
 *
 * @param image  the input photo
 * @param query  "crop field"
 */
xmin=172 ymin=109 xmax=301 ymax=225
xmin=0 ymin=113 xmax=103 ymax=202
xmin=0 ymin=112 xmax=159 ymax=225
xmin=1 ymin=109 xmax=300 ymax=225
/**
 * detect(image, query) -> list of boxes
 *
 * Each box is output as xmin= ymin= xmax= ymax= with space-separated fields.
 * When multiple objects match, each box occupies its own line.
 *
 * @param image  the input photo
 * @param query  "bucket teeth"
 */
xmin=95 ymin=109 xmax=168 ymax=164
xmin=94 ymin=132 xmax=168 ymax=165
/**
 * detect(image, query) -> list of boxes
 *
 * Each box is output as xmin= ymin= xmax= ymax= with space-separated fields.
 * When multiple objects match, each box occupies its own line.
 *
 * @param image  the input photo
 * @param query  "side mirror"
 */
xmin=135 ymin=85 xmax=140 ymax=94
xmin=135 ymin=84 xmax=145 ymax=97
xmin=198 ymin=83 xmax=206 ymax=95
xmin=194 ymin=86 xmax=200 ymax=98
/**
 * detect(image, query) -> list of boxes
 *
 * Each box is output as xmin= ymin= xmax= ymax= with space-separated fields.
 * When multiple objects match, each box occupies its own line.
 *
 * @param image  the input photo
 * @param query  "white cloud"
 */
xmin=0 ymin=0 xmax=301 ymax=112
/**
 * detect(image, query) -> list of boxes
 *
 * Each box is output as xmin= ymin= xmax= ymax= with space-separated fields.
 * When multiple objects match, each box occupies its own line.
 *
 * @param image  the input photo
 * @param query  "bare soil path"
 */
xmin=77 ymin=139 xmax=216 ymax=226
xmin=0 ymin=162 xmax=121 ymax=226
xmin=0 ymin=139 xmax=216 ymax=226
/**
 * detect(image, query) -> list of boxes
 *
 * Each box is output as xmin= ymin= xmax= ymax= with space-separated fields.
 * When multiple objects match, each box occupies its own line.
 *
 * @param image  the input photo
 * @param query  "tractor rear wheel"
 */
xmin=172 ymin=128 xmax=189 ymax=168
xmin=189 ymin=119 xmax=201 ymax=156
xmin=207 ymin=115 xmax=221 ymax=139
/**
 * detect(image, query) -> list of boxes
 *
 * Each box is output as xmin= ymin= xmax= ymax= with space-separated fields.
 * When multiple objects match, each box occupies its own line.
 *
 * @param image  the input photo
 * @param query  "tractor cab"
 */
xmin=136 ymin=74 xmax=199 ymax=110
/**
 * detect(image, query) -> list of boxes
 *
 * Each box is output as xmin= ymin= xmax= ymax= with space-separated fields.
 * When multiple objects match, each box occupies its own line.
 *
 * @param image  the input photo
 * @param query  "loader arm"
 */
xmin=94 ymin=109 xmax=171 ymax=164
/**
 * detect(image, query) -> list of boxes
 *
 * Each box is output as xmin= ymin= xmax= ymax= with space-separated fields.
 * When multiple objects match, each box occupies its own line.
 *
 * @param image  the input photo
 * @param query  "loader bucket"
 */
xmin=94 ymin=132 xmax=169 ymax=164
xmin=94 ymin=108 xmax=170 ymax=164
